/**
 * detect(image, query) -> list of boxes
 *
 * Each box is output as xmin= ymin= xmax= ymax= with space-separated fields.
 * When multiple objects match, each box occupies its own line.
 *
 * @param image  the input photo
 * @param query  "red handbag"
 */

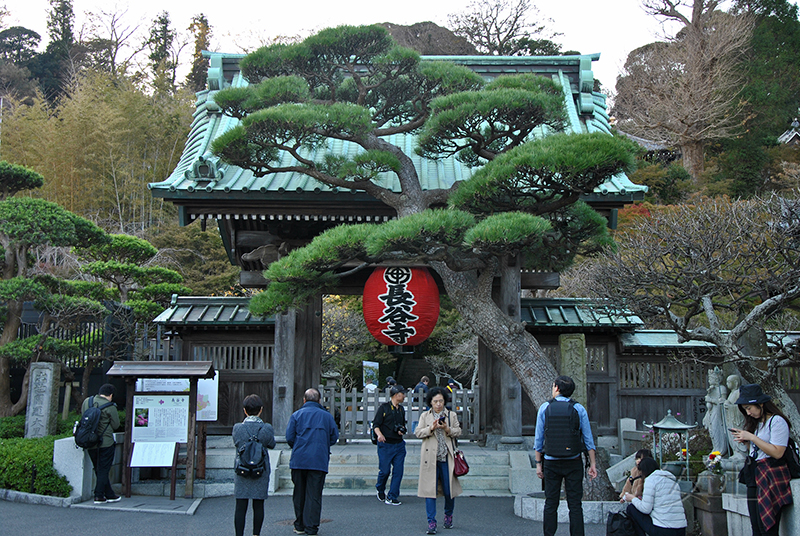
xmin=453 ymin=448 xmax=469 ymax=477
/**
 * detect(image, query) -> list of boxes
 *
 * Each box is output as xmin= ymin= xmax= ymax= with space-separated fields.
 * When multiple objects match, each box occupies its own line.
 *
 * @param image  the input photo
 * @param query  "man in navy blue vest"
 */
xmin=534 ymin=376 xmax=597 ymax=536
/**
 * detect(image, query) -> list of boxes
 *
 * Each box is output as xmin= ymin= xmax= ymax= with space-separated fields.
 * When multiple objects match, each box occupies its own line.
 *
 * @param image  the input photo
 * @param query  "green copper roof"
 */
xmin=149 ymin=53 xmax=646 ymax=203
xmin=153 ymin=295 xmax=274 ymax=328
xmin=520 ymin=298 xmax=643 ymax=330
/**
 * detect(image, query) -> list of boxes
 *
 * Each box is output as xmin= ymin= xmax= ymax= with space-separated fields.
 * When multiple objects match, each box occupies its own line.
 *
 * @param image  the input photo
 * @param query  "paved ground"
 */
xmin=0 ymin=494 xmax=610 ymax=536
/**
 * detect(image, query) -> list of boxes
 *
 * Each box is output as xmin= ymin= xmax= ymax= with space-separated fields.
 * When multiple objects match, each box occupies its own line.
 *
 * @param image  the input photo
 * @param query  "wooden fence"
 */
xmin=320 ymin=384 xmax=480 ymax=442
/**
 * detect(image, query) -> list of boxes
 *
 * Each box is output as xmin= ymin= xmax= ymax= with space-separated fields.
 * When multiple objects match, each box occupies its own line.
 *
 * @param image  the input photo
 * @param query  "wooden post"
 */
xmin=124 ymin=377 xmax=135 ymax=497
xmin=185 ymin=378 xmax=198 ymax=498
xmin=197 ymin=422 xmax=207 ymax=479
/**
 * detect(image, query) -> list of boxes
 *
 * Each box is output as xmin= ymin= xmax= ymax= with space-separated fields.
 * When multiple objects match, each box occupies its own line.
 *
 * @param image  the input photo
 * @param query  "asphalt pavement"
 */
xmin=0 ymin=494 xmax=610 ymax=536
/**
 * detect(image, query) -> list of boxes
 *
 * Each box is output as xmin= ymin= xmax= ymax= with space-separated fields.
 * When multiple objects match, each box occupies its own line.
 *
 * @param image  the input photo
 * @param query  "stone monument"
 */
xmin=558 ymin=333 xmax=587 ymax=408
xmin=24 ymin=362 xmax=60 ymax=438
xmin=702 ymin=366 xmax=728 ymax=456
xmin=724 ymin=374 xmax=747 ymax=460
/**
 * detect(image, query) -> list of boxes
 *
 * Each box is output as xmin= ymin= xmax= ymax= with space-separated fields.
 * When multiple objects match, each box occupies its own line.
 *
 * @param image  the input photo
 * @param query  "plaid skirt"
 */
xmin=755 ymin=457 xmax=793 ymax=531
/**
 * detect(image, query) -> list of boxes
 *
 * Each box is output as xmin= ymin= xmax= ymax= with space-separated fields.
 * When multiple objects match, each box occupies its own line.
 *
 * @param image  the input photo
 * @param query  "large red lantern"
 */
xmin=363 ymin=267 xmax=440 ymax=346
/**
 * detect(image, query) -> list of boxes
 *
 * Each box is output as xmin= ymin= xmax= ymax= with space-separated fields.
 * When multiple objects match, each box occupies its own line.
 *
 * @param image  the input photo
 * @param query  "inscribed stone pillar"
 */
xmin=25 ymin=362 xmax=60 ymax=438
xmin=499 ymin=256 xmax=523 ymax=445
xmin=558 ymin=333 xmax=587 ymax=408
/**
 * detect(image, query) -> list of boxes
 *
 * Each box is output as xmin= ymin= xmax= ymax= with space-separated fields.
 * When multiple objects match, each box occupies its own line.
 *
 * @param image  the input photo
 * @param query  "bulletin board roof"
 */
xmin=106 ymin=361 xmax=215 ymax=379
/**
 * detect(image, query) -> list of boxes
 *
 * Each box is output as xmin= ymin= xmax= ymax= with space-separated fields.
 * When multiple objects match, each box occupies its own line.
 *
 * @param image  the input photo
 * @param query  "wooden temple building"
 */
xmin=148 ymin=52 xmax=651 ymax=440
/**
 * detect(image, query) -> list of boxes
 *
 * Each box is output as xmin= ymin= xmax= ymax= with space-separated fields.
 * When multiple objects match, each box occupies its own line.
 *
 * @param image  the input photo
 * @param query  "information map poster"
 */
xmin=135 ymin=375 xmax=219 ymax=422
xmin=132 ymin=395 xmax=189 ymax=443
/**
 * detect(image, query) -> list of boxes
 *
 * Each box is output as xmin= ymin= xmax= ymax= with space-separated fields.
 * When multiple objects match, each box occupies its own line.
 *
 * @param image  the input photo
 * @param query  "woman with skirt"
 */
xmin=731 ymin=384 xmax=793 ymax=536
xmin=415 ymin=387 xmax=462 ymax=535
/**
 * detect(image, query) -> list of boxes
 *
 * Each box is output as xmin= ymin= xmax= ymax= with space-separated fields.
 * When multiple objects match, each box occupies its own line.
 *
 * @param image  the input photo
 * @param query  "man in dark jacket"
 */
xmin=81 ymin=383 xmax=120 ymax=504
xmin=286 ymin=388 xmax=339 ymax=535
xmin=374 ymin=385 xmax=407 ymax=505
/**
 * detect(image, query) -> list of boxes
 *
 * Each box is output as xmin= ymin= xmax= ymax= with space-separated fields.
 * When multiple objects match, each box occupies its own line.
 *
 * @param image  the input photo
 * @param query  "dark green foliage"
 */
xmin=80 ymin=234 xmax=158 ymax=264
xmin=464 ymin=212 xmax=551 ymax=255
xmin=629 ymin=161 xmax=693 ymax=204
xmin=417 ymin=74 xmax=566 ymax=162
xmin=0 ymin=27 xmax=41 ymax=64
xmin=0 ymin=198 xmax=104 ymax=248
xmin=0 ymin=415 xmax=25 ymax=438
xmin=0 ymin=436 xmax=72 ymax=497
xmin=213 ymin=76 xmax=310 ymax=119
xmin=0 ymin=335 xmax=80 ymax=365
xmin=0 ymin=278 xmax=47 ymax=302
xmin=365 ymin=210 xmax=476 ymax=255
xmin=449 ymin=132 xmax=637 ymax=214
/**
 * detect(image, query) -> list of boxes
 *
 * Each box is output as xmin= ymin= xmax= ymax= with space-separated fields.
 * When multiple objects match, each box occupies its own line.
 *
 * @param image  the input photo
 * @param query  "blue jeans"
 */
xmin=376 ymin=440 xmax=406 ymax=501
xmin=425 ymin=460 xmax=454 ymax=523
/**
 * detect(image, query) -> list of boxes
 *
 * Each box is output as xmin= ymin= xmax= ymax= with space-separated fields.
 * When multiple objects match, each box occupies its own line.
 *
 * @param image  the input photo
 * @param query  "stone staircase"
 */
xmin=130 ymin=437 xmax=535 ymax=498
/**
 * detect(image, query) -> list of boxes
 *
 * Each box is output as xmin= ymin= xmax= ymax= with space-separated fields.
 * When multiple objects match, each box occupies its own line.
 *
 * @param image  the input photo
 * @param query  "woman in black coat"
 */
xmin=232 ymin=394 xmax=276 ymax=536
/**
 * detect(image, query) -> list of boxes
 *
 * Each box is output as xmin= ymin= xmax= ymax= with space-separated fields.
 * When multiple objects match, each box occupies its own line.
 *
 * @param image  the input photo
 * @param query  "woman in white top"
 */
xmin=622 ymin=457 xmax=687 ymax=536
xmin=731 ymin=384 xmax=793 ymax=536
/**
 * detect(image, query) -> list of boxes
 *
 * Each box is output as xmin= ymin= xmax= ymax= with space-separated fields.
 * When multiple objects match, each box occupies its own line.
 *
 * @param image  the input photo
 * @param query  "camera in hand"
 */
xmin=394 ymin=424 xmax=407 ymax=435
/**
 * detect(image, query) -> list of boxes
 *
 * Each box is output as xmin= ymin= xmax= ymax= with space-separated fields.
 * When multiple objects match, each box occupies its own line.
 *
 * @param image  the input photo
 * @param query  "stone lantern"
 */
xmin=646 ymin=409 xmax=696 ymax=482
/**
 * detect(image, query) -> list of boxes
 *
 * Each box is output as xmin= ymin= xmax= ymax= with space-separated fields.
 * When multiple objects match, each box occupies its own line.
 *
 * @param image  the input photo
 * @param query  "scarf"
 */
xmin=431 ymin=410 xmax=448 ymax=461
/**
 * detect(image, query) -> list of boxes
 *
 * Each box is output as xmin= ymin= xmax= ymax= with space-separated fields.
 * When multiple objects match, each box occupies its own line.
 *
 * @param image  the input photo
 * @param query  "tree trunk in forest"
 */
xmin=680 ymin=141 xmax=705 ymax=183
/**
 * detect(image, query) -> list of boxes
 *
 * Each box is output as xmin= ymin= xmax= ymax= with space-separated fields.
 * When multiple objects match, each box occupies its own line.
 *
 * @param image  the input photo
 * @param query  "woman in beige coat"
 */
xmin=415 ymin=387 xmax=463 ymax=535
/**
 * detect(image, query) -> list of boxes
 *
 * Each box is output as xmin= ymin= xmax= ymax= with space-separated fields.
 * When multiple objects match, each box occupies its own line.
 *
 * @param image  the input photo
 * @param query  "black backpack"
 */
xmin=234 ymin=424 xmax=268 ymax=478
xmin=543 ymin=398 xmax=584 ymax=458
xmin=73 ymin=396 xmax=114 ymax=449
xmin=782 ymin=437 xmax=800 ymax=479
xmin=607 ymin=510 xmax=636 ymax=536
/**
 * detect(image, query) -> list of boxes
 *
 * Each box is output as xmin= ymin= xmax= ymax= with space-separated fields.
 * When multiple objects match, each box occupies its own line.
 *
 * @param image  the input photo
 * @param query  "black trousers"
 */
xmin=543 ymin=457 xmax=584 ymax=536
xmin=292 ymin=469 xmax=326 ymax=535
xmin=87 ymin=444 xmax=116 ymax=500
xmin=234 ymin=498 xmax=265 ymax=536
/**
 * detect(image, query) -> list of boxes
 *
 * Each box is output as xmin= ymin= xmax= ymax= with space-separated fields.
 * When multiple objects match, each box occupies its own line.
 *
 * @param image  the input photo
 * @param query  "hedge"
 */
xmin=0 ymin=435 xmax=72 ymax=497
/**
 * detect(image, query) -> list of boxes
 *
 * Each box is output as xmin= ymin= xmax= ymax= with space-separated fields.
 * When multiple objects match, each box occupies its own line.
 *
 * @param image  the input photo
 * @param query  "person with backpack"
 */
xmin=232 ymin=394 xmax=276 ymax=536
xmin=79 ymin=383 xmax=120 ymax=504
xmin=534 ymin=375 xmax=597 ymax=536
xmin=730 ymin=384 xmax=794 ymax=536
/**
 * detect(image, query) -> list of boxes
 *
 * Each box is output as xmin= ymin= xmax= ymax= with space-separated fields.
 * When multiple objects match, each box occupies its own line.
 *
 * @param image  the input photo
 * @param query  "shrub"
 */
xmin=0 ymin=415 xmax=25 ymax=438
xmin=0 ymin=436 xmax=72 ymax=497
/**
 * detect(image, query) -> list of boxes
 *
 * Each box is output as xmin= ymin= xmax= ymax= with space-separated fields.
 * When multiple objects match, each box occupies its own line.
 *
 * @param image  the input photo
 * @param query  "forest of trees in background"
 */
xmin=0 ymin=1 xmax=239 ymax=296
xmin=615 ymin=0 xmax=800 ymax=201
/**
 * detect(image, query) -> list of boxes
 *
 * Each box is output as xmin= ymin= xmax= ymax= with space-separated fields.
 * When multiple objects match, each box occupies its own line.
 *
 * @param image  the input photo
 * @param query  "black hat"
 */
xmin=386 ymin=376 xmax=396 ymax=385
xmin=390 ymin=385 xmax=406 ymax=396
xmin=735 ymin=384 xmax=771 ymax=405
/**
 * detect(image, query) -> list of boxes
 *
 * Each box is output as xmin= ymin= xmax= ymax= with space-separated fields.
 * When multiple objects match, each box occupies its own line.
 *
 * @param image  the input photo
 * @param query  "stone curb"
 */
xmin=0 ymin=488 xmax=80 ymax=508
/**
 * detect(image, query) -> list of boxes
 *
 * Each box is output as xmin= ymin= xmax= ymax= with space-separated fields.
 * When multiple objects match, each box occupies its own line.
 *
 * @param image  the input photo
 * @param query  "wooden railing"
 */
xmin=320 ymin=384 xmax=480 ymax=442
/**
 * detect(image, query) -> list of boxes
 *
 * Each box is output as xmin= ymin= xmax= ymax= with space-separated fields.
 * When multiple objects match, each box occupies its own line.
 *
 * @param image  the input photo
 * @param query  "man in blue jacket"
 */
xmin=286 ymin=388 xmax=339 ymax=535
xmin=534 ymin=376 xmax=597 ymax=536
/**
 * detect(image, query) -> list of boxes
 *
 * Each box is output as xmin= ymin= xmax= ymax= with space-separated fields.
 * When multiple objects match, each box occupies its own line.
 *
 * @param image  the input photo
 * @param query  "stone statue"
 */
xmin=702 ymin=367 xmax=729 ymax=456
xmin=724 ymin=374 xmax=748 ymax=459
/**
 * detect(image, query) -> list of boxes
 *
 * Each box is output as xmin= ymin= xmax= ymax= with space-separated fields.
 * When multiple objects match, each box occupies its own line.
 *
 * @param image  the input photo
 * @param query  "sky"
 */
xmin=0 ymin=0 xmax=753 ymax=90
